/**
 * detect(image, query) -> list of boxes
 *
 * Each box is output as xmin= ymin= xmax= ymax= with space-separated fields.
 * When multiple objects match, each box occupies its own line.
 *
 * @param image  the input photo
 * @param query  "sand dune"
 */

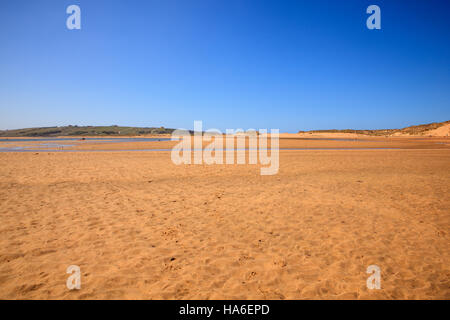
xmin=425 ymin=123 xmax=450 ymax=137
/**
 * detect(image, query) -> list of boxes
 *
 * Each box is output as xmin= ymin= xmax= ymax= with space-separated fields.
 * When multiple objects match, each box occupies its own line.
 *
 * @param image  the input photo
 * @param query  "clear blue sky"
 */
xmin=0 ymin=0 xmax=449 ymax=132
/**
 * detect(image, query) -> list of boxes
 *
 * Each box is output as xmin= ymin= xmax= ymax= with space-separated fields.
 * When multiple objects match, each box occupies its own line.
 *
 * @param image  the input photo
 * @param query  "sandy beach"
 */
xmin=0 ymin=136 xmax=449 ymax=299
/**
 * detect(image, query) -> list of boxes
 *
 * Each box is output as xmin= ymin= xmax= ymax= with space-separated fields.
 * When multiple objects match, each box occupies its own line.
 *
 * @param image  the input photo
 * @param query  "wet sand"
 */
xmin=0 ymin=137 xmax=449 ymax=299
xmin=1 ymin=134 xmax=449 ymax=151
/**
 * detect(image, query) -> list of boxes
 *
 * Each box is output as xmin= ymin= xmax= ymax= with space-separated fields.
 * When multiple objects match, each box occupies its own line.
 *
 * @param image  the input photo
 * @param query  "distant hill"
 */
xmin=2 ymin=120 xmax=449 ymax=137
xmin=298 ymin=120 xmax=450 ymax=137
xmin=0 ymin=125 xmax=176 ymax=137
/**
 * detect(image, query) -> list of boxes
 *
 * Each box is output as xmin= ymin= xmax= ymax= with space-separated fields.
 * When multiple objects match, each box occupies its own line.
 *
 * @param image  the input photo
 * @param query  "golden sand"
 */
xmin=0 ymin=136 xmax=449 ymax=299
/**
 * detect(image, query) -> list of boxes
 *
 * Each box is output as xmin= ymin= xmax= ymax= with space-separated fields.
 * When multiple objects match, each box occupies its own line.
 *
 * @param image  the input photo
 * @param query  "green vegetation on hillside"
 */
xmin=0 ymin=125 xmax=175 ymax=137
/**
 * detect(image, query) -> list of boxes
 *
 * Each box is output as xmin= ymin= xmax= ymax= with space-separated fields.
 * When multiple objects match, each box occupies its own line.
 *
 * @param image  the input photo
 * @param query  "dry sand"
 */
xmin=0 ymin=137 xmax=449 ymax=299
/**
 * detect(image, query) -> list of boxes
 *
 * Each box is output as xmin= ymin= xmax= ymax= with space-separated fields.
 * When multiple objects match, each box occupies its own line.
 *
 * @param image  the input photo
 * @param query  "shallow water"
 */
xmin=0 ymin=147 xmax=401 ymax=153
xmin=0 ymin=137 xmax=172 ymax=142
xmin=0 ymin=137 xmax=173 ymax=152
xmin=286 ymin=138 xmax=371 ymax=142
